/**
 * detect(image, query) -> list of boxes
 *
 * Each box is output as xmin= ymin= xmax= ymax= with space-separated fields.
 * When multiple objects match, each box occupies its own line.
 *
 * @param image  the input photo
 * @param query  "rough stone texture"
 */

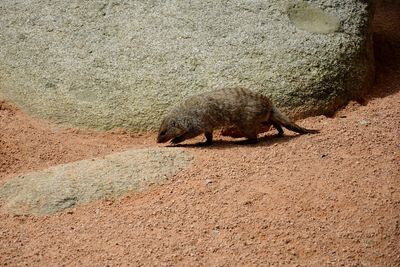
xmin=0 ymin=148 xmax=192 ymax=216
xmin=0 ymin=0 xmax=374 ymax=131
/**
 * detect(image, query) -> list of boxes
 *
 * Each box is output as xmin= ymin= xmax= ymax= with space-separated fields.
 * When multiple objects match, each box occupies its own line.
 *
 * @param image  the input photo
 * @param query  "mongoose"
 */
xmin=157 ymin=87 xmax=319 ymax=145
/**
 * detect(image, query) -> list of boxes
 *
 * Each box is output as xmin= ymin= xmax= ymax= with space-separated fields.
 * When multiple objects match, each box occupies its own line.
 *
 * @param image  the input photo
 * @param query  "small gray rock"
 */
xmin=359 ymin=119 xmax=370 ymax=126
xmin=0 ymin=148 xmax=192 ymax=216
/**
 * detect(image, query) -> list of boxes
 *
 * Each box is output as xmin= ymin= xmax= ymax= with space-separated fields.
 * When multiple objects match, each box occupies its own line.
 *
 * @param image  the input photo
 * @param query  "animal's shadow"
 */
xmin=166 ymin=134 xmax=302 ymax=150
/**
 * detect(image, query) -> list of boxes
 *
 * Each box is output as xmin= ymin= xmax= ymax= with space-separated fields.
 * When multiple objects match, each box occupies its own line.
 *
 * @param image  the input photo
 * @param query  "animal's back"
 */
xmin=176 ymin=87 xmax=273 ymax=129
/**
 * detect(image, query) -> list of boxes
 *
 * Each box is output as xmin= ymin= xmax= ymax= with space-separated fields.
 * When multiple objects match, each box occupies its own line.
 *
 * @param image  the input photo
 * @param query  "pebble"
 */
xmin=359 ymin=119 xmax=370 ymax=126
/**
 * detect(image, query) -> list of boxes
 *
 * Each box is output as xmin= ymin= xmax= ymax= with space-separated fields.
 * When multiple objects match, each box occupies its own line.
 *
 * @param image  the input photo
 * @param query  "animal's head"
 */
xmin=157 ymin=117 xmax=186 ymax=143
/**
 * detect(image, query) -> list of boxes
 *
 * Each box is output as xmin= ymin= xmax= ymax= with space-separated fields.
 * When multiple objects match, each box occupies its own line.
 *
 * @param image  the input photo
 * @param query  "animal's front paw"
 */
xmin=171 ymin=135 xmax=185 ymax=144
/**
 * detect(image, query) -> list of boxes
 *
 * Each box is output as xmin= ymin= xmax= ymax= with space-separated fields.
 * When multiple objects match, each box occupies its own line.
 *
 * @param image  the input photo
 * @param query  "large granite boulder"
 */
xmin=0 ymin=148 xmax=192 ymax=216
xmin=0 ymin=0 xmax=374 ymax=131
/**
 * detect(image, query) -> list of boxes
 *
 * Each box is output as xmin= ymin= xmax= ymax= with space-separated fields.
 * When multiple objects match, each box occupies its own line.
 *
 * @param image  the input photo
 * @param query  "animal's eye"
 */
xmin=171 ymin=121 xmax=177 ymax=127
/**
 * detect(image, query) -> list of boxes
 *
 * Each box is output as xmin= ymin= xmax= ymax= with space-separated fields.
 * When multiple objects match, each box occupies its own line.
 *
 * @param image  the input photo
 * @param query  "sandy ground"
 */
xmin=1 ymin=1 xmax=399 ymax=266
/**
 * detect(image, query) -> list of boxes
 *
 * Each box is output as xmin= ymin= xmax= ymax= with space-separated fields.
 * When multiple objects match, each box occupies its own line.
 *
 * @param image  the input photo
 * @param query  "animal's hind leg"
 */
xmin=234 ymin=120 xmax=259 ymax=144
xmin=239 ymin=128 xmax=258 ymax=144
xmin=272 ymin=122 xmax=284 ymax=137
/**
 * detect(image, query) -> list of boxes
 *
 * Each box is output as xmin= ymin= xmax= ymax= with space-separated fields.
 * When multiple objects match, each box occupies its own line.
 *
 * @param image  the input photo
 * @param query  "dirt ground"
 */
xmin=1 ymin=1 xmax=399 ymax=266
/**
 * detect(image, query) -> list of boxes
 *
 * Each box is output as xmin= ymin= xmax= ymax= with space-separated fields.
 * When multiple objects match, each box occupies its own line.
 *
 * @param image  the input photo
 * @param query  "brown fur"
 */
xmin=220 ymin=124 xmax=272 ymax=138
xmin=157 ymin=87 xmax=319 ymax=145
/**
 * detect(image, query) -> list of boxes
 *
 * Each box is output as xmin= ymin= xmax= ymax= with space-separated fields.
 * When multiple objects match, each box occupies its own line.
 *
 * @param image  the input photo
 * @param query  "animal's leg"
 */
xmin=171 ymin=135 xmax=186 ymax=144
xmin=272 ymin=121 xmax=284 ymax=137
xmin=171 ymin=130 xmax=203 ymax=144
xmin=204 ymin=131 xmax=213 ymax=145
xmin=243 ymin=133 xmax=258 ymax=144
xmin=237 ymin=124 xmax=258 ymax=144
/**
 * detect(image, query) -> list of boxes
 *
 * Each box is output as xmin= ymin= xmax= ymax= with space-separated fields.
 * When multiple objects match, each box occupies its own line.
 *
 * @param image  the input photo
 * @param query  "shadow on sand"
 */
xmin=167 ymin=134 xmax=303 ymax=150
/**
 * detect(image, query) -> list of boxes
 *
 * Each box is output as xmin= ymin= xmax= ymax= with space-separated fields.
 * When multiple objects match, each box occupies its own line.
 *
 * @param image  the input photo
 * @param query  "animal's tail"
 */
xmin=271 ymin=106 xmax=319 ymax=134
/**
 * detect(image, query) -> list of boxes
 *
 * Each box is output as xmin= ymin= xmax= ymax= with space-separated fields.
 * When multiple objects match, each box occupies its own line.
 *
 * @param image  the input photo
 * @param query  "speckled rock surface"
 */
xmin=0 ymin=148 xmax=192 ymax=216
xmin=0 ymin=0 xmax=374 ymax=131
